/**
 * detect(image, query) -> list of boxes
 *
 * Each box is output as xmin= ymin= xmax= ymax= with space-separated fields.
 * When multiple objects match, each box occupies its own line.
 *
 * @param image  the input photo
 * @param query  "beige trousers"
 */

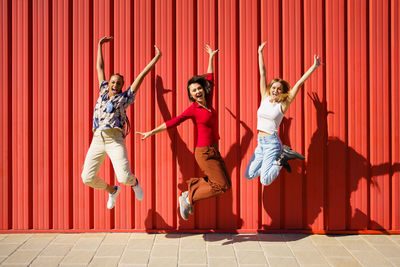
xmin=81 ymin=128 xmax=136 ymax=190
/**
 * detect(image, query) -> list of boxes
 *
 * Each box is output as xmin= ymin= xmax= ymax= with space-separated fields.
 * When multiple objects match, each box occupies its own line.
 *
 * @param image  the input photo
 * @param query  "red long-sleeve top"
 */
xmin=165 ymin=73 xmax=220 ymax=147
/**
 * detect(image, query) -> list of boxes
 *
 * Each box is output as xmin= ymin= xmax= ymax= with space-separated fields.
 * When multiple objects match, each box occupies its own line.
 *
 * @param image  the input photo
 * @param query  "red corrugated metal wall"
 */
xmin=1 ymin=0 xmax=399 ymax=232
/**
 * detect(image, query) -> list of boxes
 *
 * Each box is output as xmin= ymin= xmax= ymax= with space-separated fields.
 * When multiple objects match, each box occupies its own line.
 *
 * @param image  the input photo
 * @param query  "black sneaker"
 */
xmin=282 ymin=162 xmax=292 ymax=173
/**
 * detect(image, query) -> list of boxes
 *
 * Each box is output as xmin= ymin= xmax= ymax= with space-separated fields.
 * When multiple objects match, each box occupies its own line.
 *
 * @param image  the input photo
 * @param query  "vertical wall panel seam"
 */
xmin=28 ymin=0 xmax=33 ymax=229
xmin=322 ymin=0 xmax=328 ymax=230
xmin=301 ymin=0 xmax=306 ymax=229
xmin=193 ymin=0 xmax=198 ymax=229
xmin=108 ymin=0 xmax=115 ymax=229
xmin=366 ymin=0 xmax=371 ymax=228
xmin=257 ymin=0 xmax=262 ymax=229
xmin=235 ymin=0 xmax=241 ymax=229
xmin=130 ymin=0 xmax=135 ymax=229
xmin=172 ymin=0 xmax=177 ymax=230
xmin=344 ymin=0 xmax=350 ymax=230
xmin=279 ymin=0 xmax=285 ymax=229
xmin=151 ymin=0 xmax=156 ymax=230
xmin=388 ymin=0 xmax=393 ymax=230
xmin=7 ymin=0 xmax=13 ymax=229
xmin=215 ymin=0 xmax=219 ymax=229
xmin=88 ymin=0 xmax=94 ymax=229
xmin=48 ymin=0 xmax=54 ymax=229
xmin=68 ymin=0 xmax=74 ymax=228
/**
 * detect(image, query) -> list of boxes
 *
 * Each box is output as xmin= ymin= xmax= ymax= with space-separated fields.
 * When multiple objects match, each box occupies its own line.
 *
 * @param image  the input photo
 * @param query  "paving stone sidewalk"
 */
xmin=0 ymin=232 xmax=400 ymax=266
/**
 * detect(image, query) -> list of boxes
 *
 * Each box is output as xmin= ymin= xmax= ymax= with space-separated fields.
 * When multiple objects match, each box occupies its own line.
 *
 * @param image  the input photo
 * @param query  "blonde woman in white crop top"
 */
xmin=244 ymin=42 xmax=322 ymax=186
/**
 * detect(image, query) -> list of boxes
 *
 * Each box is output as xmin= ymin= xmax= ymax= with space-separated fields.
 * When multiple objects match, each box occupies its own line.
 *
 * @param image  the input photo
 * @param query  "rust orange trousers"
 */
xmin=187 ymin=144 xmax=231 ymax=204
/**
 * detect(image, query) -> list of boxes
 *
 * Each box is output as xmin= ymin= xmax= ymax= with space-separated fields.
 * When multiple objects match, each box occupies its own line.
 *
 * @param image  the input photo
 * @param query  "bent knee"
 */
xmin=81 ymin=173 xmax=94 ymax=185
xmin=117 ymin=175 xmax=136 ymax=186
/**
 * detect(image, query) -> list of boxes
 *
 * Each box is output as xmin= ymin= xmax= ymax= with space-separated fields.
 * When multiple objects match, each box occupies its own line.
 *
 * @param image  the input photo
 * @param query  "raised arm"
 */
xmin=130 ymin=45 xmax=162 ymax=94
xmin=96 ymin=36 xmax=113 ymax=85
xmin=205 ymin=44 xmax=218 ymax=73
xmin=258 ymin=42 xmax=267 ymax=98
xmin=282 ymin=55 xmax=322 ymax=113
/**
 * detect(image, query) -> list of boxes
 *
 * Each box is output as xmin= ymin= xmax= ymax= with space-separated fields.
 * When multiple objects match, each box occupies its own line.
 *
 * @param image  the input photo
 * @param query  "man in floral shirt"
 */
xmin=81 ymin=36 xmax=161 ymax=209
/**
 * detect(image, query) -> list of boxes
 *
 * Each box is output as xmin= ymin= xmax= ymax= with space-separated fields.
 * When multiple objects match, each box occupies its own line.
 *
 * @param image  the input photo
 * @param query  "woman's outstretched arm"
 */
xmin=97 ymin=36 xmax=113 ymax=84
xmin=136 ymin=123 xmax=167 ymax=140
xmin=130 ymin=45 xmax=162 ymax=93
xmin=282 ymin=55 xmax=322 ymax=113
xmin=258 ymin=42 xmax=268 ymax=98
xmin=205 ymin=44 xmax=218 ymax=73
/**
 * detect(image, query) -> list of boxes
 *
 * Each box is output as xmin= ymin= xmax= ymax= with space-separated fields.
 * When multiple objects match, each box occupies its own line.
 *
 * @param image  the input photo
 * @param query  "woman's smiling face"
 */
xmin=189 ymin=82 xmax=206 ymax=104
xmin=108 ymin=75 xmax=124 ymax=97
xmin=269 ymin=82 xmax=283 ymax=101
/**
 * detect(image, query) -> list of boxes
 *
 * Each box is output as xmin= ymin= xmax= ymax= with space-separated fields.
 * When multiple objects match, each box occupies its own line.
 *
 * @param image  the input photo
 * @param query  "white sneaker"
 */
xmin=107 ymin=186 xmax=121 ymax=209
xmin=182 ymin=191 xmax=193 ymax=214
xmin=132 ymin=179 xmax=144 ymax=201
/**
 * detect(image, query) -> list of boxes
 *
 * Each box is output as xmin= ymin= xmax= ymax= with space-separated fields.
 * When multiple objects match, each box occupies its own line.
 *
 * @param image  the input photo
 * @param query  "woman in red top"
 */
xmin=137 ymin=45 xmax=231 ymax=220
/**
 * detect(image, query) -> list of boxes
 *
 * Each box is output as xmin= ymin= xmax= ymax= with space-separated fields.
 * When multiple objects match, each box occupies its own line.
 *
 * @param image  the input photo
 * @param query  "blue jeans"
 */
xmin=244 ymin=133 xmax=282 ymax=186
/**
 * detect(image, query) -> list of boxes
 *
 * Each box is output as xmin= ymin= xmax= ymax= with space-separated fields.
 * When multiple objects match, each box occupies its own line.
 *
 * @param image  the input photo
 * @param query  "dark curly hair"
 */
xmin=187 ymin=75 xmax=214 ymax=102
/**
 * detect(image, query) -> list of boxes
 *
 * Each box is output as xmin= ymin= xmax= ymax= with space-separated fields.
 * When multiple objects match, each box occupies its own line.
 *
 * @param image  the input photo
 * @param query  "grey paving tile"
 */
xmin=81 ymin=233 xmax=106 ymax=238
xmin=387 ymin=257 xmax=400 ymax=266
xmin=351 ymin=250 xmax=393 ymax=266
xmin=339 ymin=239 xmax=374 ymax=250
xmin=180 ymin=238 xmax=206 ymax=249
xmin=236 ymin=250 xmax=268 ymax=265
xmin=130 ymin=233 xmax=156 ymax=240
xmin=120 ymin=249 xmax=150 ymax=265
xmin=30 ymin=256 xmax=63 ymax=267
xmin=53 ymin=234 xmax=82 ymax=244
xmin=207 ymin=244 xmax=235 ymax=258
xmin=88 ymin=256 xmax=120 ymax=267
xmin=233 ymin=240 xmax=262 ymax=251
xmin=373 ymin=244 xmax=400 ymax=258
xmin=262 ymin=244 xmax=294 ymax=257
xmin=154 ymin=233 xmax=180 ymax=244
xmin=0 ymin=243 xmax=20 ymax=257
xmin=291 ymin=250 xmax=329 ymax=265
xmin=18 ymin=237 xmax=53 ymax=250
xmin=204 ymin=234 xmax=233 ymax=244
xmin=257 ymin=234 xmax=284 ymax=242
xmin=102 ymin=233 xmax=131 ymax=244
xmin=267 ymin=257 xmax=299 ymax=267
xmin=179 ymin=249 xmax=207 ymax=265
xmin=208 ymin=257 xmax=238 ymax=267
xmin=150 ymin=244 xmax=178 ymax=258
xmin=61 ymin=249 xmax=95 ymax=265
xmin=39 ymin=243 xmax=73 ymax=256
xmin=126 ymin=238 xmax=154 ymax=250
xmin=72 ymin=237 xmax=103 ymax=250
xmin=95 ymin=244 xmax=125 ymax=257
xmin=317 ymin=244 xmax=353 ymax=257
xmin=0 ymin=234 xmax=32 ymax=244
xmin=326 ymin=257 xmax=362 ymax=267
xmin=311 ymin=235 xmax=341 ymax=245
xmin=148 ymin=257 xmax=178 ymax=267
xmin=1 ymin=249 xmax=40 ymax=264
xmin=361 ymin=235 xmax=395 ymax=245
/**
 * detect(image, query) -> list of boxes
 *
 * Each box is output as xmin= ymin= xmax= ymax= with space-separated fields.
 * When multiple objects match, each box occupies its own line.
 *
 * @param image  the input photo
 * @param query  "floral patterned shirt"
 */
xmin=92 ymin=80 xmax=136 ymax=137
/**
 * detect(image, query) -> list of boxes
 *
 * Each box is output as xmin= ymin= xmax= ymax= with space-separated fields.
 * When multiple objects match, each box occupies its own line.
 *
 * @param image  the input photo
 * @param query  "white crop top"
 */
xmin=257 ymin=97 xmax=284 ymax=134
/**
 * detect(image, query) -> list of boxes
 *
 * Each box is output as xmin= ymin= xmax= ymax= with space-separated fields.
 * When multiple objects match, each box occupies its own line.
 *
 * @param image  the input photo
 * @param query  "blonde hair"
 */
xmin=266 ymin=78 xmax=291 ymax=102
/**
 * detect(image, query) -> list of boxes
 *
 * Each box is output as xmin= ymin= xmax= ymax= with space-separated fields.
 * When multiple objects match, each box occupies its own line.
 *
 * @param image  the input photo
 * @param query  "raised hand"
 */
xmin=99 ymin=36 xmax=113 ymax=45
xmin=154 ymin=45 xmax=161 ymax=57
xmin=314 ymin=55 xmax=322 ymax=67
xmin=258 ymin=42 xmax=267 ymax=53
xmin=205 ymin=44 xmax=219 ymax=57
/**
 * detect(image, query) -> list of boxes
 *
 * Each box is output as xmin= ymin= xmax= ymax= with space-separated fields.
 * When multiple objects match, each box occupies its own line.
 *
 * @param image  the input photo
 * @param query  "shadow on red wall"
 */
xmin=262 ymin=92 xmax=399 ymax=231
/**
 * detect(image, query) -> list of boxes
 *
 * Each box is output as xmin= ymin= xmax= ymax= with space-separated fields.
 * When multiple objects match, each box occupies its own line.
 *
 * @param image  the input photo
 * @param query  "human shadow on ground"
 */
xmin=261 ymin=92 xmax=399 ymax=231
